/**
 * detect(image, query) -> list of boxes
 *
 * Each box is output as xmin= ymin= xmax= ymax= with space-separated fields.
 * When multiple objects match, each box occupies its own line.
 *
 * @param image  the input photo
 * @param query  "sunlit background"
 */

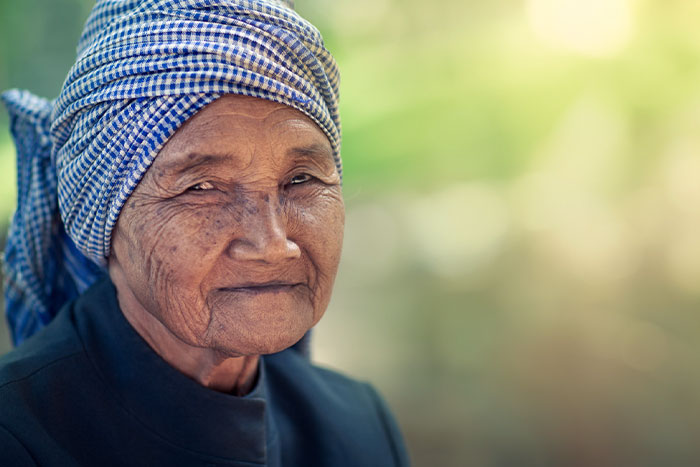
xmin=3 ymin=0 xmax=700 ymax=465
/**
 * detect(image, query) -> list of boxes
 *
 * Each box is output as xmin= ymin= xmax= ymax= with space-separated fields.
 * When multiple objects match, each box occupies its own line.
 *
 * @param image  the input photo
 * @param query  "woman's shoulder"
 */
xmin=263 ymin=348 xmax=377 ymax=407
xmin=0 ymin=424 xmax=37 ymax=467
xmin=0 ymin=305 xmax=90 ymax=465
xmin=0 ymin=305 xmax=84 ymax=391
xmin=263 ymin=349 xmax=410 ymax=466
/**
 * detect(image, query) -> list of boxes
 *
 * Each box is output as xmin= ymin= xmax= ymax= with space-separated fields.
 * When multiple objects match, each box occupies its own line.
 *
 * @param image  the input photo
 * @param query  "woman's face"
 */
xmin=109 ymin=95 xmax=344 ymax=356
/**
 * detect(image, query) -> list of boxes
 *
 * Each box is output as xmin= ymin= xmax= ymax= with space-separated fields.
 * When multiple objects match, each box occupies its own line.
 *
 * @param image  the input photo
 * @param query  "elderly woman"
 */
xmin=0 ymin=0 xmax=409 ymax=465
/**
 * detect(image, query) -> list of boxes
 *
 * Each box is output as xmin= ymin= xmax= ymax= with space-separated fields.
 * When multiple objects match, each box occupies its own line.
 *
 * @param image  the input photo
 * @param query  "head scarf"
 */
xmin=2 ymin=0 xmax=341 ymax=348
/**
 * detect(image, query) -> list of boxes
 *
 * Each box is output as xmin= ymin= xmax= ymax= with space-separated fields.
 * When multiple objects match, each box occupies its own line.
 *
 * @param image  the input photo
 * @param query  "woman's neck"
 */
xmin=109 ymin=265 xmax=259 ymax=395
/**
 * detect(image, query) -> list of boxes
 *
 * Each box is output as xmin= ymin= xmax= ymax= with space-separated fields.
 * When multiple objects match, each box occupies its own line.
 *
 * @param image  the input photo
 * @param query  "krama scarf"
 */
xmin=2 ymin=0 xmax=341 ymax=347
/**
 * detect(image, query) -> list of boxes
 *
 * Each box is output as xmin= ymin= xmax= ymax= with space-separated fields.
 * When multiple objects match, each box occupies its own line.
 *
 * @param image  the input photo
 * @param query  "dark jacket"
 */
xmin=0 ymin=277 xmax=409 ymax=466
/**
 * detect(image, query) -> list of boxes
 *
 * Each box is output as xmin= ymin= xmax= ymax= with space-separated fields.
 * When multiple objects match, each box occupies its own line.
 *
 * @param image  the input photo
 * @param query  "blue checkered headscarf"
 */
xmin=2 ymin=0 xmax=340 ymax=346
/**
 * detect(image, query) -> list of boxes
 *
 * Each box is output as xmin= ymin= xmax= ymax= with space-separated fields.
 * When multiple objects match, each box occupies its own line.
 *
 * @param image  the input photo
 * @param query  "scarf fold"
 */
xmin=2 ymin=0 xmax=340 ymax=350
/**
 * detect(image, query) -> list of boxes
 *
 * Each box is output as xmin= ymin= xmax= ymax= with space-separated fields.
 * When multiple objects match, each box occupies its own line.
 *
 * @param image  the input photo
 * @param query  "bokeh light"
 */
xmin=527 ymin=0 xmax=635 ymax=57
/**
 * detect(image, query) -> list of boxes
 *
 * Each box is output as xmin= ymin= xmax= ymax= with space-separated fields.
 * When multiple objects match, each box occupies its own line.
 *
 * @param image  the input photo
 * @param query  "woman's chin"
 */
xmin=212 ymin=332 xmax=308 ymax=357
xmin=205 ymin=313 xmax=315 ymax=356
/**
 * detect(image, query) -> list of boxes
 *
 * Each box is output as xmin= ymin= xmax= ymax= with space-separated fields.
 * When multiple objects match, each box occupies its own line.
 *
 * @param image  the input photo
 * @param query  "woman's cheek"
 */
xmin=310 ymin=193 xmax=345 ymax=252
xmin=158 ymin=205 xmax=227 ymax=253
xmin=286 ymin=187 xmax=343 ymax=229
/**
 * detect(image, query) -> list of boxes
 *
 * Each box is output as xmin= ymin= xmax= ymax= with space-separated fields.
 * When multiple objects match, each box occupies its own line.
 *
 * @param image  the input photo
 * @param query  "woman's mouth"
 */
xmin=220 ymin=282 xmax=304 ymax=295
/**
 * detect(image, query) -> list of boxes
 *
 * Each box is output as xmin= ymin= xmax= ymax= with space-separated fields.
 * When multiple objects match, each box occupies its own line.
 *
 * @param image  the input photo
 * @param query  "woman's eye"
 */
xmin=289 ymin=174 xmax=312 ymax=185
xmin=188 ymin=181 xmax=215 ymax=191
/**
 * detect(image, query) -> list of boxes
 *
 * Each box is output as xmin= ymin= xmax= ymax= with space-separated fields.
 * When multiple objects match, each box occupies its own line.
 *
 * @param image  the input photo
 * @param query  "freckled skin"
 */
xmin=108 ymin=95 xmax=344 ymax=393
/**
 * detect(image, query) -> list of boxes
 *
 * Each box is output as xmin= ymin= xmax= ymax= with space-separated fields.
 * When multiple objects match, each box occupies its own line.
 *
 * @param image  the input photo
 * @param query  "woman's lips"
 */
xmin=219 ymin=283 xmax=303 ymax=295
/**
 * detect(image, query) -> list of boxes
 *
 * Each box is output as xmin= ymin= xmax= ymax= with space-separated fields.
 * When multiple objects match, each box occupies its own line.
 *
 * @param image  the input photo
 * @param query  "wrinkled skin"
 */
xmin=108 ymin=95 xmax=344 ymax=393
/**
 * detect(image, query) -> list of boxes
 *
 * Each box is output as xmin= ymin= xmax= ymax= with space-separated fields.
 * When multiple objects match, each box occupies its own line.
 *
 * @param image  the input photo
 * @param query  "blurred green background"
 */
xmin=3 ymin=0 xmax=700 ymax=465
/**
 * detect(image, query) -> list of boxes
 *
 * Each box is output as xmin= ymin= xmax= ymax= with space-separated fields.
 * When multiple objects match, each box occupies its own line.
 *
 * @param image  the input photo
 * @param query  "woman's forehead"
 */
xmin=176 ymin=95 xmax=328 ymax=142
xmin=153 ymin=95 xmax=334 ymax=173
xmin=189 ymin=95 xmax=308 ymax=125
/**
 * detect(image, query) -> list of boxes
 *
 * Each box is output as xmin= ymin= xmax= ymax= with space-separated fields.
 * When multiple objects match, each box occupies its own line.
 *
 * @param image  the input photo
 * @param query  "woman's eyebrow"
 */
xmin=159 ymin=143 xmax=333 ymax=176
xmin=159 ymin=153 xmax=232 ymax=176
xmin=287 ymin=143 xmax=334 ymax=164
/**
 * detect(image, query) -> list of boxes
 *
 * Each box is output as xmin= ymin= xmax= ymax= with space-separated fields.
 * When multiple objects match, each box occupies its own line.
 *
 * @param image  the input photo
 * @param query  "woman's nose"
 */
xmin=227 ymin=194 xmax=301 ymax=263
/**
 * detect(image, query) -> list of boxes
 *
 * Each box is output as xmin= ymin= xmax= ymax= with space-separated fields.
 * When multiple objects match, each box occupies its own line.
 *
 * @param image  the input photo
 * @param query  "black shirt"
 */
xmin=0 ymin=277 xmax=409 ymax=466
